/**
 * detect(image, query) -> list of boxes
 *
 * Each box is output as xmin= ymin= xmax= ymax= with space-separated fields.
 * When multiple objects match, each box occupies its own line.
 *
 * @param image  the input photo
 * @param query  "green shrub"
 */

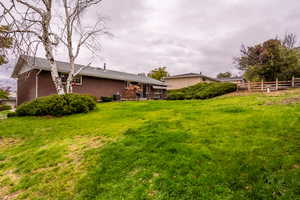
xmin=101 ymin=96 xmax=113 ymax=102
xmin=0 ymin=104 xmax=12 ymax=111
xmin=16 ymin=94 xmax=96 ymax=117
xmin=166 ymin=92 xmax=185 ymax=100
xmin=167 ymin=82 xmax=236 ymax=100
xmin=7 ymin=112 xmax=17 ymax=118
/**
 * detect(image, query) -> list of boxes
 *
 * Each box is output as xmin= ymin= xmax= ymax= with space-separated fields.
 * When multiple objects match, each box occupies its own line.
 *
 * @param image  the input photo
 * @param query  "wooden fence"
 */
xmin=237 ymin=77 xmax=300 ymax=92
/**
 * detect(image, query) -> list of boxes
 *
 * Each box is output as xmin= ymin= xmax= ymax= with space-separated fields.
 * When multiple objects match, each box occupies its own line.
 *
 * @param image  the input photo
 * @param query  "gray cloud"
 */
xmin=90 ymin=0 xmax=300 ymax=77
xmin=4 ymin=0 xmax=300 ymax=79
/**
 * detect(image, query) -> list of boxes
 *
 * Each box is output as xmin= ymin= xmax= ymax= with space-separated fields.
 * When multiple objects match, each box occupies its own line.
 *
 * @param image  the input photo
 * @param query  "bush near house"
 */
xmin=7 ymin=111 xmax=17 ymax=117
xmin=167 ymin=82 xmax=237 ymax=100
xmin=16 ymin=93 xmax=96 ymax=116
xmin=166 ymin=91 xmax=185 ymax=100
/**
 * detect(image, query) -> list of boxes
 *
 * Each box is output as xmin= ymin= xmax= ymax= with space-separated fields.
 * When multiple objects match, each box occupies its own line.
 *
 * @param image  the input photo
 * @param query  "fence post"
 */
xmin=275 ymin=78 xmax=279 ymax=90
xmin=292 ymin=76 xmax=295 ymax=87
xmin=261 ymin=79 xmax=264 ymax=91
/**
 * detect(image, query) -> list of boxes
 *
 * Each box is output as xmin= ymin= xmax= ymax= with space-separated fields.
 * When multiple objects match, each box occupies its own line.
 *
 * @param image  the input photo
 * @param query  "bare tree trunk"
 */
xmin=45 ymin=48 xmax=65 ymax=95
xmin=42 ymin=9 xmax=65 ymax=95
xmin=61 ymin=0 xmax=107 ymax=94
xmin=66 ymin=60 xmax=75 ymax=93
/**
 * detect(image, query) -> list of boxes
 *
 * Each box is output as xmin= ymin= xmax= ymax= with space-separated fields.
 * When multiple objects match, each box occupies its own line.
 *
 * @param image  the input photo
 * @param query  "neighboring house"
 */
xmin=163 ymin=73 xmax=218 ymax=90
xmin=12 ymin=56 xmax=167 ymax=105
xmin=218 ymin=77 xmax=246 ymax=84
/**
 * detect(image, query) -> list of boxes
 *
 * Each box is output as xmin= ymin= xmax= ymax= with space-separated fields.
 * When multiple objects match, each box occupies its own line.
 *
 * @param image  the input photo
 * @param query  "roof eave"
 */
xmin=31 ymin=66 xmax=167 ymax=86
xmin=11 ymin=56 xmax=26 ymax=78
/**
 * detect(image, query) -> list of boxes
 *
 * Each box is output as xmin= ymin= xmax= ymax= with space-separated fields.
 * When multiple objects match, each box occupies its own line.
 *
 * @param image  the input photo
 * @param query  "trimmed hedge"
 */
xmin=16 ymin=93 xmax=97 ymax=117
xmin=167 ymin=82 xmax=237 ymax=100
xmin=166 ymin=92 xmax=185 ymax=100
xmin=7 ymin=112 xmax=17 ymax=118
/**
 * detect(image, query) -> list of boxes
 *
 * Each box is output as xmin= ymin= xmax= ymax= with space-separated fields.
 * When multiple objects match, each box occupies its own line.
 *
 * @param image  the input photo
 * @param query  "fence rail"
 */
xmin=237 ymin=77 xmax=300 ymax=92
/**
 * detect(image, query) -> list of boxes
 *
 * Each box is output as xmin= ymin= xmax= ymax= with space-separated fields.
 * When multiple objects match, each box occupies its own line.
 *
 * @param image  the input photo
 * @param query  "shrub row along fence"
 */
xmin=237 ymin=77 xmax=300 ymax=92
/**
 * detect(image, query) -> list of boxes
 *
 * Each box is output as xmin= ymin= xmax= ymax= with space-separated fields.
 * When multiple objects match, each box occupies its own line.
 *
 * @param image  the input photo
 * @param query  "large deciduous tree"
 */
xmin=235 ymin=38 xmax=300 ymax=81
xmin=283 ymin=33 xmax=297 ymax=49
xmin=0 ymin=0 xmax=108 ymax=94
xmin=148 ymin=66 xmax=169 ymax=81
xmin=217 ymin=72 xmax=232 ymax=79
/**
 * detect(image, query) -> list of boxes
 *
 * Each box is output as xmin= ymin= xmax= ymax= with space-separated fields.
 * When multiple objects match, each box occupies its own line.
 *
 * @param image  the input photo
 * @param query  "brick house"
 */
xmin=12 ymin=56 xmax=167 ymax=105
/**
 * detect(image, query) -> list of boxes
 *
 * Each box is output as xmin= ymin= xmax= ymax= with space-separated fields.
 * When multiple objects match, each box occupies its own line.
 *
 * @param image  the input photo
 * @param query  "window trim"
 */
xmin=73 ymin=75 xmax=82 ymax=86
xmin=59 ymin=73 xmax=82 ymax=86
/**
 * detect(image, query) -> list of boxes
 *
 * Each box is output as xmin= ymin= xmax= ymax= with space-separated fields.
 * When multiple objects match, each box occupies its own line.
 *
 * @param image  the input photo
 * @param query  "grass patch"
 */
xmin=0 ymin=90 xmax=300 ymax=199
xmin=0 ymin=110 xmax=11 ymax=119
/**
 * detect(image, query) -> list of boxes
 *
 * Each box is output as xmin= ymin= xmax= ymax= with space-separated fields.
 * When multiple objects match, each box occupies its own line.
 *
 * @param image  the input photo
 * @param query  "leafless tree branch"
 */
xmin=0 ymin=0 xmax=110 ymax=94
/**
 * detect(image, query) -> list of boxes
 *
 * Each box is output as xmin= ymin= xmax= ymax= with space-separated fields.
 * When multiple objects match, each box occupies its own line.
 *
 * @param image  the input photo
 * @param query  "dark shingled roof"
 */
xmin=12 ymin=55 xmax=166 ymax=86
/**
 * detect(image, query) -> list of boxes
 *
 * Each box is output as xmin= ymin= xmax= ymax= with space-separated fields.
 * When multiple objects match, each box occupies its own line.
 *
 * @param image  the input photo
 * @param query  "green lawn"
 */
xmin=0 ymin=110 xmax=11 ymax=119
xmin=0 ymin=90 xmax=300 ymax=199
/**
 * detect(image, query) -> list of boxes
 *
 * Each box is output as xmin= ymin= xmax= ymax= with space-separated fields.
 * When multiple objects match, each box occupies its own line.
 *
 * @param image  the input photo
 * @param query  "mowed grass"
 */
xmin=0 ymin=90 xmax=300 ymax=199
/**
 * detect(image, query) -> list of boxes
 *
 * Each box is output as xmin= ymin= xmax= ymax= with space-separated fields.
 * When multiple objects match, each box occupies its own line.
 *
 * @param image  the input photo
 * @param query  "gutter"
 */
xmin=35 ymin=69 xmax=42 ymax=98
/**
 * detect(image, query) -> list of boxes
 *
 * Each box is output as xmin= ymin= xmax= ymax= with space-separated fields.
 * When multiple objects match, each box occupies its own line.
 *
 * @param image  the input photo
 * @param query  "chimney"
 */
xmin=103 ymin=63 xmax=107 ymax=70
xmin=199 ymin=72 xmax=202 ymax=75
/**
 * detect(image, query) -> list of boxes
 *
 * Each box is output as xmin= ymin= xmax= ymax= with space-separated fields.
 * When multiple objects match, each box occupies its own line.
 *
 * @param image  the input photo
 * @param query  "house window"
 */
xmin=60 ymin=73 xmax=82 ymax=85
xmin=73 ymin=76 xmax=82 ymax=85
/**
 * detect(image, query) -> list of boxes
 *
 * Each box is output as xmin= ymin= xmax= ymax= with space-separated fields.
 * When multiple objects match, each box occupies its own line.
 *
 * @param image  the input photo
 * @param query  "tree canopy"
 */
xmin=217 ymin=72 xmax=232 ymax=79
xmin=235 ymin=39 xmax=300 ymax=81
xmin=0 ymin=88 xmax=9 ymax=99
xmin=148 ymin=67 xmax=169 ymax=80
xmin=0 ymin=26 xmax=13 ymax=65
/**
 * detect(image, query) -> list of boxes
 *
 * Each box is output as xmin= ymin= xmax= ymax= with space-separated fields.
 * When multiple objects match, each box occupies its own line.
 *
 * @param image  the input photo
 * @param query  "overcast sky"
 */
xmin=4 ymin=0 xmax=300 ymax=78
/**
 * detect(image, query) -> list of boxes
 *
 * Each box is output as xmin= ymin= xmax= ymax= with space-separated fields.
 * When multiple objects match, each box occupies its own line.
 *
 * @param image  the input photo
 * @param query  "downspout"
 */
xmin=35 ymin=70 xmax=42 ymax=98
xmin=16 ymin=78 xmax=18 ymax=106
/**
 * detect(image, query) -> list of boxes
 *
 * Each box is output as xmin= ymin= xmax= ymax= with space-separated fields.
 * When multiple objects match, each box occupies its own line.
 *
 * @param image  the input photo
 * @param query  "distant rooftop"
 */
xmin=163 ymin=73 xmax=218 ymax=81
xmin=295 ymin=47 xmax=300 ymax=51
xmin=12 ymin=55 xmax=166 ymax=86
xmin=218 ymin=77 xmax=244 ymax=82
xmin=170 ymin=73 xmax=200 ymax=77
